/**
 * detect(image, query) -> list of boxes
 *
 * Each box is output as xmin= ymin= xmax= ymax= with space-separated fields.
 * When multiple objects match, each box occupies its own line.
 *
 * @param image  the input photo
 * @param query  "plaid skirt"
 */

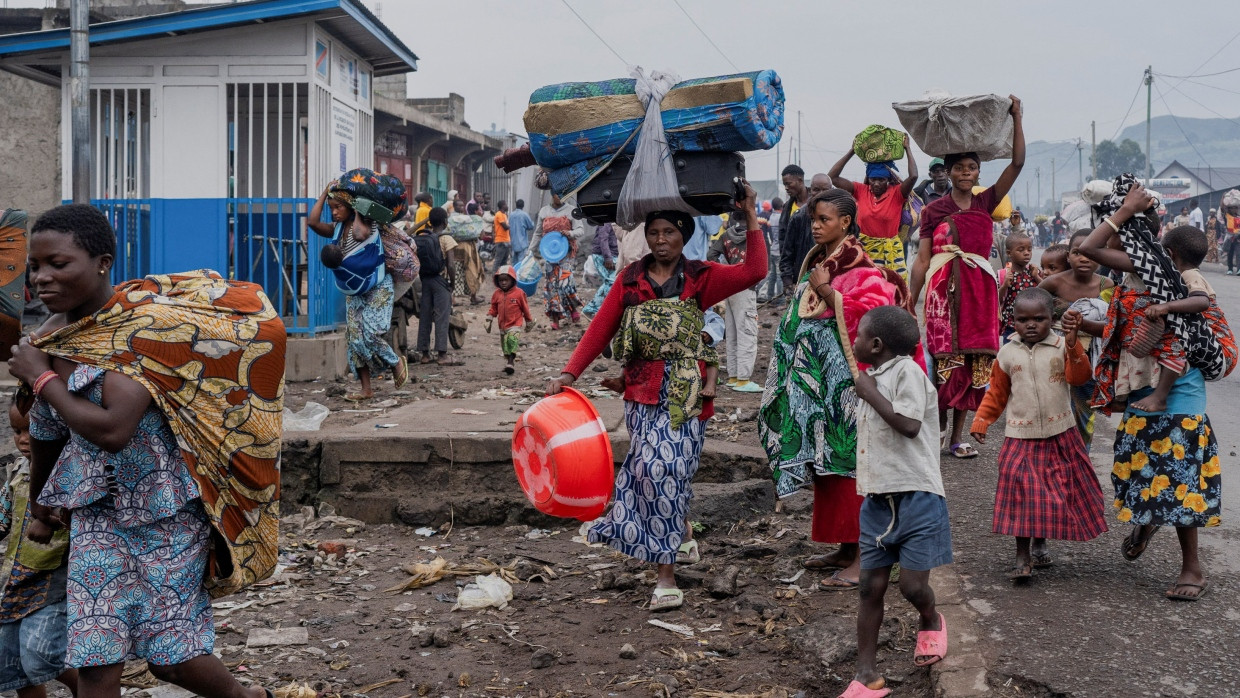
xmin=992 ymin=430 xmax=1108 ymax=540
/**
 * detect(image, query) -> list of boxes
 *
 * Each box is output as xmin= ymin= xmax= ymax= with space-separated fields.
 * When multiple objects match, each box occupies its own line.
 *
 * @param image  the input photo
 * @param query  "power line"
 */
xmin=1156 ymin=78 xmax=1240 ymax=133
xmin=1110 ymin=76 xmax=1146 ymax=141
xmin=1166 ymin=28 xmax=1240 ymax=91
xmin=1174 ymin=75 xmax=1240 ymax=97
xmin=1158 ymin=65 xmax=1240 ymax=80
xmin=671 ymin=0 xmax=740 ymax=72
xmin=558 ymin=0 xmax=628 ymax=67
xmin=1152 ymin=80 xmax=1213 ymax=170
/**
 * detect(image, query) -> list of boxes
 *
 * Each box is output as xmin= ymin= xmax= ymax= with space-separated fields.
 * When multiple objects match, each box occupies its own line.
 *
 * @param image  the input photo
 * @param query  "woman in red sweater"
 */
xmin=548 ymin=183 xmax=767 ymax=611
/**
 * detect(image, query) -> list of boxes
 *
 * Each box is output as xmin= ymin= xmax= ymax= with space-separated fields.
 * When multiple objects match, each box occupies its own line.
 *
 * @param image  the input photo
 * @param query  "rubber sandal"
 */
xmin=820 ymin=571 xmax=859 ymax=591
xmin=649 ymin=587 xmax=683 ymax=612
xmin=419 ymin=354 xmax=435 ymax=364
xmin=675 ymin=540 xmax=700 ymax=565
xmin=913 ymin=612 xmax=948 ymax=666
xmin=1121 ymin=525 xmax=1160 ymax=561
xmin=1009 ymin=563 xmax=1033 ymax=582
xmin=393 ymin=356 xmax=409 ymax=389
xmin=343 ymin=392 xmax=373 ymax=402
xmin=1165 ymin=580 xmax=1208 ymax=601
xmin=504 ymin=366 xmax=515 ymax=375
xmin=1031 ymin=552 xmax=1054 ymax=569
xmin=802 ymin=554 xmax=845 ymax=571
xmin=731 ymin=380 xmax=764 ymax=393
xmin=838 ymin=679 xmax=891 ymax=698
xmin=950 ymin=442 xmax=979 ymax=459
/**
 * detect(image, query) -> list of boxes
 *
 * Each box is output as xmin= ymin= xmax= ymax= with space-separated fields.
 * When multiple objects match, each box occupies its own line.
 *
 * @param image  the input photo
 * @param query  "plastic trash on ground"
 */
xmin=452 ymin=573 xmax=513 ymax=611
xmin=283 ymin=401 xmax=330 ymax=431
xmin=893 ymin=91 xmax=1017 ymax=161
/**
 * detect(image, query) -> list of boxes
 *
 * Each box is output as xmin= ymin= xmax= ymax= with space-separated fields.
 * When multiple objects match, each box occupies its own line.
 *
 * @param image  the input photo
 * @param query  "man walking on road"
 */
xmin=778 ymin=164 xmax=812 ymax=295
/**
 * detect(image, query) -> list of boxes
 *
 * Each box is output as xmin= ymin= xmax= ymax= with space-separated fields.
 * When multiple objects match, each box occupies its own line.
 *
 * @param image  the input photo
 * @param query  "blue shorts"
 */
xmin=0 ymin=600 xmax=69 ymax=691
xmin=859 ymin=491 xmax=953 ymax=571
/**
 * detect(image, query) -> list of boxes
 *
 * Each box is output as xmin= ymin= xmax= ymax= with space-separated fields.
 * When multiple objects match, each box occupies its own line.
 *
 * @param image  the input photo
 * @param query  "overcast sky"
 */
xmin=361 ymin=0 xmax=1240 ymax=184
xmin=12 ymin=0 xmax=1238 ymax=185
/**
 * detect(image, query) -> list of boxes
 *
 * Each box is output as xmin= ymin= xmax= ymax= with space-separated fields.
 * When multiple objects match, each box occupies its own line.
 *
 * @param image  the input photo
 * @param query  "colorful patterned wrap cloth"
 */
xmin=527 ymin=70 xmax=784 ymax=188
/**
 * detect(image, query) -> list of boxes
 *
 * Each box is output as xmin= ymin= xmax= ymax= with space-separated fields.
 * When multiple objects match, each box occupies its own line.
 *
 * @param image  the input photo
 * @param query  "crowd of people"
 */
xmin=0 ymin=92 xmax=1232 ymax=698
xmin=541 ymin=95 xmax=1230 ymax=698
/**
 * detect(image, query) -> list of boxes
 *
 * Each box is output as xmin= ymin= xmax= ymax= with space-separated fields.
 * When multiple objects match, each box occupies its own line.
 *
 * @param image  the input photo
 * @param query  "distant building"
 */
xmin=1153 ymin=161 xmax=1240 ymax=202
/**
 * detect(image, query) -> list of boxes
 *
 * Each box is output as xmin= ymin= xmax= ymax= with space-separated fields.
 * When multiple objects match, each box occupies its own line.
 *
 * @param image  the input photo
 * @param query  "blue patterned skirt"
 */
xmin=588 ymin=387 xmax=706 ymax=564
xmin=345 ymin=274 xmax=400 ymax=377
xmin=65 ymin=499 xmax=214 ymax=667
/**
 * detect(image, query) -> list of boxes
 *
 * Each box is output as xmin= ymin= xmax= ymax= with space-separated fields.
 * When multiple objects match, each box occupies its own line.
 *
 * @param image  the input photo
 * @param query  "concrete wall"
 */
xmin=0 ymin=72 xmax=60 ymax=218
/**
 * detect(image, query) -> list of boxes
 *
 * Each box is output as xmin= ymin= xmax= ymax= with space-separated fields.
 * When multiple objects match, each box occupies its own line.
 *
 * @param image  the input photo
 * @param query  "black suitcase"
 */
xmin=574 ymin=151 xmax=746 ymax=225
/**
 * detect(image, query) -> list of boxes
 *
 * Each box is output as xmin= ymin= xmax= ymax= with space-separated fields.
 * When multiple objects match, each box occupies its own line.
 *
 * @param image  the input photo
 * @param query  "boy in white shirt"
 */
xmin=839 ymin=306 xmax=950 ymax=698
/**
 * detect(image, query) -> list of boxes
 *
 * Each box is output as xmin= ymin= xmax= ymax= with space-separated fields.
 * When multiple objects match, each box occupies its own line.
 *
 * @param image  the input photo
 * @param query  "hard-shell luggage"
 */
xmin=574 ymin=151 xmax=746 ymax=225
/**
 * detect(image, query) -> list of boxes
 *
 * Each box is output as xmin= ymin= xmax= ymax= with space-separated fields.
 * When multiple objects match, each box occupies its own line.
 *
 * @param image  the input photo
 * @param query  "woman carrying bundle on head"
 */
xmin=760 ymin=188 xmax=920 ymax=591
xmin=309 ymin=170 xmax=411 ymax=401
xmin=547 ymin=182 xmax=767 ymax=612
xmin=828 ymin=132 xmax=919 ymax=279
xmin=909 ymin=96 xmax=1025 ymax=460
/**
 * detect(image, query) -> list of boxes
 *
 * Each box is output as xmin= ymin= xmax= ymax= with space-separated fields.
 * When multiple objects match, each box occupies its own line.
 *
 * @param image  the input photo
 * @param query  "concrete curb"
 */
xmin=929 ymin=565 xmax=991 ymax=697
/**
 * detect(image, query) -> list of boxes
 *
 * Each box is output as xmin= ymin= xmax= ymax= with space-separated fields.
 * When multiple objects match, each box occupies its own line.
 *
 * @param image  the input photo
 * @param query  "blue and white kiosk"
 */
xmin=0 ymin=0 xmax=417 ymax=335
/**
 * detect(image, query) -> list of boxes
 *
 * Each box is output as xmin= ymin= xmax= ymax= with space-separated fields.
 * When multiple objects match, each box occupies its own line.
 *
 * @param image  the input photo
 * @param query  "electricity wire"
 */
xmin=1152 ymin=80 xmax=1213 ymax=170
xmin=558 ymin=0 xmax=628 ymax=67
xmin=671 ymin=0 xmax=740 ymax=72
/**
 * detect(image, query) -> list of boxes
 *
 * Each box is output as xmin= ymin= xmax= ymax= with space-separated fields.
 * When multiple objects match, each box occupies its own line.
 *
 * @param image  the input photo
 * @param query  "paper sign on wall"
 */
xmin=331 ymin=100 xmax=355 ymax=175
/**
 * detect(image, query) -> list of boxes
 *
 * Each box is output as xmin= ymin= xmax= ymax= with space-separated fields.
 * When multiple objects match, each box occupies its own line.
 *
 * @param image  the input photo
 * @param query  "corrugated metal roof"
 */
xmin=0 ymin=0 xmax=416 ymax=81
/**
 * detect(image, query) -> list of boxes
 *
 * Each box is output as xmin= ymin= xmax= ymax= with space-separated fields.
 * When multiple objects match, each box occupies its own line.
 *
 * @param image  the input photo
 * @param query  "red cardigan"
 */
xmin=563 ymin=229 xmax=768 ymax=420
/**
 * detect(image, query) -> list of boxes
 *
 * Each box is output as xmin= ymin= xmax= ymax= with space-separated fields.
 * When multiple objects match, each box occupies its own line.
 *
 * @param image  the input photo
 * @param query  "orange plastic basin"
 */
xmin=511 ymin=387 xmax=614 ymax=521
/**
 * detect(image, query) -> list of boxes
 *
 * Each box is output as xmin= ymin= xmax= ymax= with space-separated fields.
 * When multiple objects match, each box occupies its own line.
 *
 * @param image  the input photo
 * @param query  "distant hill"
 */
xmin=995 ymin=115 xmax=1240 ymax=215
xmin=1118 ymin=114 xmax=1240 ymax=172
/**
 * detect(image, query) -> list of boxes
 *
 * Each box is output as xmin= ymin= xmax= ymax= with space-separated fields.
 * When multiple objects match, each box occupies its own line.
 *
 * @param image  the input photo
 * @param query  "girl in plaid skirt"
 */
xmin=970 ymin=289 xmax=1108 ymax=582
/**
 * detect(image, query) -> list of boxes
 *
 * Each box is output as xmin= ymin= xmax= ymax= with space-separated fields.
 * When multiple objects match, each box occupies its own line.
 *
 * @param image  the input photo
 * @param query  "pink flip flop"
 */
xmin=838 ymin=679 xmax=891 ymax=698
xmin=914 ymin=612 xmax=948 ymax=666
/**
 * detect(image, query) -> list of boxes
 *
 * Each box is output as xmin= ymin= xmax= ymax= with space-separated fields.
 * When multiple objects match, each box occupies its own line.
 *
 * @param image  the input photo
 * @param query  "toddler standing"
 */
xmin=840 ymin=306 xmax=950 ymax=698
xmin=971 ymin=288 xmax=1108 ymax=581
xmin=0 ymin=397 xmax=78 ymax=698
xmin=997 ymin=233 xmax=1041 ymax=339
xmin=486 ymin=265 xmax=535 ymax=375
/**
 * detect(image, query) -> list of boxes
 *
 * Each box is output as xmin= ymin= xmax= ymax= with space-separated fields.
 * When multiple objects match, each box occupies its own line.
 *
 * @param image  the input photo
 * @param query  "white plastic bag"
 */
xmin=452 ymin=573 xmax=513 ymax=611
xmin=892 ymin=92 xmax=1016 ymax=161
xmin=616 ymin=67 xmax=703 ymax=228
xmin=283 ymin=401 xmax=330 ymax=432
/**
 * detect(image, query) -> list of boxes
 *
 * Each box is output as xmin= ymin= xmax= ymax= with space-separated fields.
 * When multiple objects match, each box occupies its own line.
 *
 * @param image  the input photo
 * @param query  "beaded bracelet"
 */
xmin=31 ymin=370 xmax=58 ymax=397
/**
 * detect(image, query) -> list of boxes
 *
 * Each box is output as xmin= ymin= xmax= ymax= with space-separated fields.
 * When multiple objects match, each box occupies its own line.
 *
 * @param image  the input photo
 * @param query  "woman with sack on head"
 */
xmin=759 ymin=188 xmax=920 ymax=590
xmin=909 ymin=95 xmax=1025 ymax=460
xmin=547 ymin=182 xmax=768 ymax=612
xmin=310 ymin=168 xmax=411 ymax=401
xmin=828 ymin=131 xmax=920 ymax=279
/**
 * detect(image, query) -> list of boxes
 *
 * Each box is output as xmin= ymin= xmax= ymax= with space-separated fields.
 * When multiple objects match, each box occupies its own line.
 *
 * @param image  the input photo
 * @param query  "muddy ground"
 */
xmin=210 ymin=502 xmax=937 ymax=698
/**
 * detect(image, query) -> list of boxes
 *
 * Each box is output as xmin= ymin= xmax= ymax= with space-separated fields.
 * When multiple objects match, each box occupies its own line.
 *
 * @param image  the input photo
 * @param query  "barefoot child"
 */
xmin=1078 ymin=186 xmax=1224 ymax=414
xmin=970 ymin=289 xmax=1108 ymax=581
xmin=0 ymin=397 xmax=78 ymax=698
xmin=1040 ymin=230 xmax=1116 ymax=447
xmin=1039 ymin=243 xmax=1069 ymax=277
xmin=842 ymin=306 xmax=949 ymax=698
xmin=1126 ymin=226 xmax=1213 ymax=413
xmin=486 ymin=265 xmax=535 ymax=375
xmin=997 ymin=233 xmax=1041 ymax=338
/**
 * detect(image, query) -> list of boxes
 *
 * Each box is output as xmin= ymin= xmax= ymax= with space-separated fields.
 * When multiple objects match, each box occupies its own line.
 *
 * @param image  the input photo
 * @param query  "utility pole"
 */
xmin=1051 ymin=158 xmax=1055 ymax=212
xmin=1145 ymin=66 xmax=1153 ymax=181
xmin=1026 ymin=181 xmax=1031 ymax=211
xmin=69 ymin=0 xmax=90 ymax=203
xmin=1035 ymin=167 xmax=1041 ymax=213
xmin=797 ymin=110 xmax=802 ymax=166
xmin=1090 ymin=120 xmax=1097 ymax=180
xmin=1076 ymin=139 xmax=1084 ymax=191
